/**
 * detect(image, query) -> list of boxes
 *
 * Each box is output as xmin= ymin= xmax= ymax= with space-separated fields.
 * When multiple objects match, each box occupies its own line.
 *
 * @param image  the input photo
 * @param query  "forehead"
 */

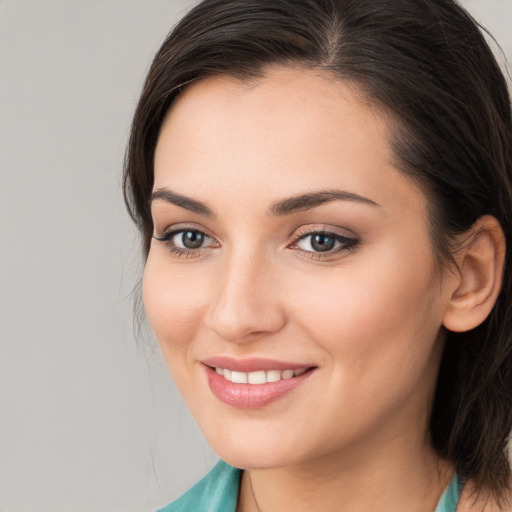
xmin=153 ymin=67 xmax=425 ymax=216
xmin=159 ymin=67 xmax=385 ymax=155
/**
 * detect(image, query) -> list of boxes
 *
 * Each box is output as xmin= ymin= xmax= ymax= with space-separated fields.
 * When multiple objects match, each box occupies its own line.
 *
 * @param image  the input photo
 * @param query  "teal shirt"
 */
xmin=157 ymin=460 xmax=461 ymax=512
xmin=157 ymin=461 xmax=240 ymax=512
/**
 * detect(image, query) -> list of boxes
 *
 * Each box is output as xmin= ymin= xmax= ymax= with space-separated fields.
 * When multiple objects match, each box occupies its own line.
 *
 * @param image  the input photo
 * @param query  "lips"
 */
xmin=202 ymin=357 xmax=316 ymax=408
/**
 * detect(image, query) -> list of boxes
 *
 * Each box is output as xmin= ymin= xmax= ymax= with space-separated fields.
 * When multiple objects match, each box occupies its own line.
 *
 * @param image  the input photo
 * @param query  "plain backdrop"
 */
xmin=0 ymin=1 xmax=511 ymax=511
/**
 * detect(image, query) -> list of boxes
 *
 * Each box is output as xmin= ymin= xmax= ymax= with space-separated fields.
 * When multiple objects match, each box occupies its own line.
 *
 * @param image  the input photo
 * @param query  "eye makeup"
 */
xmin=153 ymin=227 xmax=218 ymax=258
xmin=290 ymin=229 xmax=358 ymax=259
xmin=152 ymin=222 xmax=359 ymax=261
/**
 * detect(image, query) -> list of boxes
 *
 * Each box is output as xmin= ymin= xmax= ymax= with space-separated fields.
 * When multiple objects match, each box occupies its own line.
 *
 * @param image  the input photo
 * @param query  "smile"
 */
xmin=203 ymin=360 xmax=316 ymax=408
xmin=214 ymin=367 xmax=308 ymax=384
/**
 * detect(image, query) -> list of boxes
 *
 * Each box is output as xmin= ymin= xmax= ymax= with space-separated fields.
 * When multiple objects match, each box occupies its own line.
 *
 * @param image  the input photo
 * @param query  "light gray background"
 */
xmin=1 ymin=1 xmax=511 ymax=511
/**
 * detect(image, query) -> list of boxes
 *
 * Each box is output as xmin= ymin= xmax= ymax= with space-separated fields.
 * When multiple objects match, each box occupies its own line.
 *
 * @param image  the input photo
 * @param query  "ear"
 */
xmin=442 ymin=215 xmax=506 ymax=333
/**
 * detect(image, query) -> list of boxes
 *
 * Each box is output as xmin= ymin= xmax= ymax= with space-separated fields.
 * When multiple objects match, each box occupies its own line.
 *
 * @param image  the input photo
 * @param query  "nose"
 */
xmin=204 ymin=250 xmax=287 ymax=343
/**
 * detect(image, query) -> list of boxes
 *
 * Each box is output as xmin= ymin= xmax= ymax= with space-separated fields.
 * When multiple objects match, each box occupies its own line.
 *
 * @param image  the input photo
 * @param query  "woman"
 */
xmin=124 ymin=0 xmax=512 ymax=510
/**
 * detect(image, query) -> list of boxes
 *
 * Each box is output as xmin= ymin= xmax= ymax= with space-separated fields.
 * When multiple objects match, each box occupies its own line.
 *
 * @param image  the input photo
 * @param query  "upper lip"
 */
xmin=202 ymin=356 xmax=315 ymax=373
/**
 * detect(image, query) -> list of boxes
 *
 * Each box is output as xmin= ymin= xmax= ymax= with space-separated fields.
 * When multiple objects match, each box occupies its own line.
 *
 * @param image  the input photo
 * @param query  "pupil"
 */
xmin=311 ymin=234 xmax=335 ymax=252
xmin=182 ymin=231 xmax=204 ymax=249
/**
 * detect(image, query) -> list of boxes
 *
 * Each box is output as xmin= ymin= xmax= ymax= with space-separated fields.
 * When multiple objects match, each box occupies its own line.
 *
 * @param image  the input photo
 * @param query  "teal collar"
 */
xmin=434 ymin=474 xmax=461 ymax=512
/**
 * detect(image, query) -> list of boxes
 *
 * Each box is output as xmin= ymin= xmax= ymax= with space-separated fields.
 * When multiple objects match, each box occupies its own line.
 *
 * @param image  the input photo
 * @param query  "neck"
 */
xmin=238 ymin=428 xmax=453 ymax=512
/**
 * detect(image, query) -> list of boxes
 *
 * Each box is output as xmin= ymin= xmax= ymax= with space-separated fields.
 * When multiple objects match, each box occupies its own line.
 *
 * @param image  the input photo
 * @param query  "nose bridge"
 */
xmin=206 ymin=244 xmax=285 ymax=342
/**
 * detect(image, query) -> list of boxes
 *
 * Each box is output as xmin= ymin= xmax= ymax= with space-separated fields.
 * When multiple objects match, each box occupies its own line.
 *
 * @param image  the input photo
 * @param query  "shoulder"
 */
xmin=457 ymin=479 xmax=512 ymax=512
xmin=156 ymin=460 xmax=242 ymax=512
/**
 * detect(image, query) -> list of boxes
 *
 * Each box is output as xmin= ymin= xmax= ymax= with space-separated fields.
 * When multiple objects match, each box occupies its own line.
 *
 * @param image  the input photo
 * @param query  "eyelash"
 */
xmin=152 ymin=228 xmax=218 ymax=258
xmin=291 ymin=229 xmax=358 ymax=260
xmin=152 ymin=226 xmax=358 ymax=260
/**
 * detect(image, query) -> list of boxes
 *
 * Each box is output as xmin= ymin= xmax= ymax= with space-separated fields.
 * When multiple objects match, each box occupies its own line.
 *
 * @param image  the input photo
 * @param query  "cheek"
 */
xmin=142 ymin=252 xmax=209 ymax=356
xmin=287 ymin=243 xmax=443 ymax=386
xmin=283 ymin=255 xmax=444 ymax=447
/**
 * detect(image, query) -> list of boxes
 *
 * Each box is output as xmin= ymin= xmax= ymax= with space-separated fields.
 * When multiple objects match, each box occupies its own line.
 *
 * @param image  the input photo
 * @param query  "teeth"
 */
xmin=266 ymin=370 xmax=281 ymax=383
xmin=214 ymin=367 xmax=309 ymax=384
xmin=247 ymin=371 xmax=266 ymax=384
xmin=230 ymin=371 xmax=247 ymax=384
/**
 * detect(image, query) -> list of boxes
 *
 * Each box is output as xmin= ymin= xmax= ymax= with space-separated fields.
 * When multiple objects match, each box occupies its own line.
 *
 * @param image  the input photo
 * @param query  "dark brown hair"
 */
xmin=124 ymin=0 xmax=512 ymax=501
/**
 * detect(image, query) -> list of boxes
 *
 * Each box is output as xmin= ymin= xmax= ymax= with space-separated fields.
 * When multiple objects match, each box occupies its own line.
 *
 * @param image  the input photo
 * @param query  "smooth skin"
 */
xmin=144 ymin=68 xmax=506 ymax=511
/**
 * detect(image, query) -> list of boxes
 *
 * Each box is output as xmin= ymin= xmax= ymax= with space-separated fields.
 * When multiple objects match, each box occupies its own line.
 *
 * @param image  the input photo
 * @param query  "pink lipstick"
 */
xmin=202 ymin=357 xmax=316 ymax=408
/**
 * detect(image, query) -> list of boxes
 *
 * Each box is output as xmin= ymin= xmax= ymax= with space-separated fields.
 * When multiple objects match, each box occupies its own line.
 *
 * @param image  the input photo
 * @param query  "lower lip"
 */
xmin=205 ymin=366 xmax=314 ymax=408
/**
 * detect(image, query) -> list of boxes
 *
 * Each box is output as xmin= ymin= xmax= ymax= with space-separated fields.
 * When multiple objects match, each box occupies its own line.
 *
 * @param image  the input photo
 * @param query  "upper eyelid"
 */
xmin=154 ymin=228 xmax=212 ymax=241
xmin=290 ymin=231 xmax=356 ymax=249
xmin=290 ymin=224 xmax=357 ymax=241
xmin=154 ymin=222 xmax=215 ymax=239
xmin=154 ymin=229 xmax=218 ymax=249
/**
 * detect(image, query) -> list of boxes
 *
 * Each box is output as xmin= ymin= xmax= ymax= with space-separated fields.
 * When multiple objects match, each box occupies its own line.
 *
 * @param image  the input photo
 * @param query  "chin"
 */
xmin=202 ymin=425 xmax=307 ymax=470
xmin=215 ymin=447 xmax=299 ymax=471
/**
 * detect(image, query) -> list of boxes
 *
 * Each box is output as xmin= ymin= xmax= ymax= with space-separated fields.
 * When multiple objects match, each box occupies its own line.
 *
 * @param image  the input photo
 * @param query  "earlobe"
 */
xmin=442 ymin=215 xmax=505 ymax=333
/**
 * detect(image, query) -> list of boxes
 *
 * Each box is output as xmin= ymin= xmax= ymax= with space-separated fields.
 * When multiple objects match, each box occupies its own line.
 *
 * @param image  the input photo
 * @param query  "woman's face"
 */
xmin=144 ymin=68 xmax=455 ymax=470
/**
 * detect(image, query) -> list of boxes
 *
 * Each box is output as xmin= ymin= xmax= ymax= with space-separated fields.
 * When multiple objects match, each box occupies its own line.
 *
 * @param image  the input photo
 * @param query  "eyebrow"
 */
xmin=150 ymin=187 xmax=379 ymax=217
xmin=151 ymin=188 xmax=216 ymax=218
xmin=268 ymin=189 xmax=379 ymax=215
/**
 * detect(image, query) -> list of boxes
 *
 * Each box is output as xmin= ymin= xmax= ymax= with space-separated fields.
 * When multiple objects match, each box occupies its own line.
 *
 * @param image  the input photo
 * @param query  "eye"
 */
xmin=292 ymin=229 xmax=358 ymax=257
xmin=153 ymin=227 xmax=218 ymax=257
xmin=297 ymin=232 xmax=337 ymax=252
xmin=173 ymin=230 xmax=207 ymax=249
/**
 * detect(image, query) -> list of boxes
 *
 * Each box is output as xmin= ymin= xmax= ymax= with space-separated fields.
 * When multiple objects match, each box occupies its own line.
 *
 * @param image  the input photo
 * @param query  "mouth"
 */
xmin=212 ymin=366 xmax=309 ymax=384
xmin=202 ymin=358 xmax=317 ymax=408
